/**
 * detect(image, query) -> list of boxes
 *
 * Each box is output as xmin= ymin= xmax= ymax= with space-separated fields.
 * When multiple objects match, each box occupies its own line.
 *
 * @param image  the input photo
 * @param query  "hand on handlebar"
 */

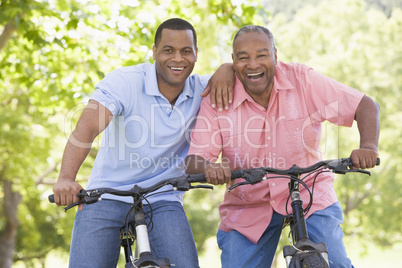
xmin=52 ymin=179 xmax=83 ymax=210
xmin=205 ymin=162 xmax=232 ymax=185
xmin=350 ymin=148 xmax=378 ymax=169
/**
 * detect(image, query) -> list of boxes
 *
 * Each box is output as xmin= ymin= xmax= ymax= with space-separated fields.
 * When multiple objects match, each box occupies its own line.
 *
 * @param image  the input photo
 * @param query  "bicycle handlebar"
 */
xmin=49 ymin=157 xmax=379 ymax=210
xmin=48 ymin=173 xmax=211 ymax=210
xmin=227 ymin=157 xmax=380 ymax=191
xmin=233 ymin=157 xmax=379 ymax=177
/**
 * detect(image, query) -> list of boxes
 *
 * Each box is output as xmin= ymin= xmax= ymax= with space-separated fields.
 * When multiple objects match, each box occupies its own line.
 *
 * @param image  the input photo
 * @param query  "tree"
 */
xmin=0 ymin=0 xmax=268 ymax=266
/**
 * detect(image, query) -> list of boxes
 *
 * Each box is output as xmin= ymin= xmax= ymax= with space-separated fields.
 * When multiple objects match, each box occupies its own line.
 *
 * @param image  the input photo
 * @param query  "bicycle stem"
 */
xmin=289 ymin=179 xmax=309 ymax=243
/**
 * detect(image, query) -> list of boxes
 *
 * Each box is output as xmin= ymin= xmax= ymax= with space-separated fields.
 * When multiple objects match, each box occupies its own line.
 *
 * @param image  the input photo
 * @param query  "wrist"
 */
xmin=359 ymin=146 xmax=378 ymax=154
xmin=57 ymin=176 xmax=77 ymax=183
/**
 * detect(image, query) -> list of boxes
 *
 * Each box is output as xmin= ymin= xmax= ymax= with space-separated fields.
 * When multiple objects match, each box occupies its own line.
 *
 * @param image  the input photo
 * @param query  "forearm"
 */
xmin=58 ymin=133 xmax=93 ymax=181
xmin=53 ymin=130 xmax=95 ymax=206
xmin=355 ymin=96 xmax=380 ymax=152
xmin=58 ymin=100 xmax=112 ymax=181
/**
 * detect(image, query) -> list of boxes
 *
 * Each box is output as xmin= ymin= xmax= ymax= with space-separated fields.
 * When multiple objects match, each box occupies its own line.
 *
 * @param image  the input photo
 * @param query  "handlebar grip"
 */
xmin=48 ymin=190 xmax=86 ymax=204
xmin=346 ymin=157 xmax=380 ymax=166
xmin=187 ymin=173 xmax=207 ymax=183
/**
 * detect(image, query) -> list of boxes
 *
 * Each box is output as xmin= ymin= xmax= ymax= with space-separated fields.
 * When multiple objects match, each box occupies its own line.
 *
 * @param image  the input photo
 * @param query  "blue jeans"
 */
xmin=69 ymin=199 xmax=199 ymax=268
xmin=217 ymin=202 xmax=353 ymax=268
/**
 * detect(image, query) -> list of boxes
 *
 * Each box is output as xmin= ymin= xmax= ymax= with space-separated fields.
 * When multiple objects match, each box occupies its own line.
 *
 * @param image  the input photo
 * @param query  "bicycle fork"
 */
xmin=121 ymin=192 xmax=170 ymax=268
xmin=283 ymin=180 xmax=329 ymax=268
xmin=120 ymin=207 xmax=154 ymax=267
xmin=120 ymin=222 xmax=135 ymax=266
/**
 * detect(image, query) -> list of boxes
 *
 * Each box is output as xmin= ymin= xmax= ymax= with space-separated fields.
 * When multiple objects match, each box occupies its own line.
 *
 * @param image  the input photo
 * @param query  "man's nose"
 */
xmin=172 ymin=51 xmax=183 ymax=61
xmin=247 ymin=58 xmax=259 ymax=69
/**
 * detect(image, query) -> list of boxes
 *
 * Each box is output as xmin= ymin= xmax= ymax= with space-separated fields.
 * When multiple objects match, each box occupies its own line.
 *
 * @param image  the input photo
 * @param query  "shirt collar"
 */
xmin=232 ymin=75 xmax=255 ymax=109
xmin=232 ymin=62 xmax=295 ymax=109
xmin=273 ymin=62 xmax=295 ymax=92
xmin=144 ymin=63 xmax=193 ymax=99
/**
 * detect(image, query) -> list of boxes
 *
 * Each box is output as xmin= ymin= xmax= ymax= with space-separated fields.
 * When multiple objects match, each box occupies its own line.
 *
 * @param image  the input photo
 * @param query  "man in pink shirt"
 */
xmin=185 ymin=25 xmax=379 ymax=267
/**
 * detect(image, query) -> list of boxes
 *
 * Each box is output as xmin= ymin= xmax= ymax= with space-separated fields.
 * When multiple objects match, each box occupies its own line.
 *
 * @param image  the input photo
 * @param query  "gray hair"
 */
xmin=233 ymin=25 xmax=276 ymax=50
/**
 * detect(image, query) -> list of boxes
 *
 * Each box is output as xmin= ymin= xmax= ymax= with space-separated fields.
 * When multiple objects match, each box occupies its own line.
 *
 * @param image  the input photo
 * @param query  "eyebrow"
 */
xmin=235 ymin=48 xmax=270 ymax=56
xmin=162 ymin=45 xmax=194 ymax=50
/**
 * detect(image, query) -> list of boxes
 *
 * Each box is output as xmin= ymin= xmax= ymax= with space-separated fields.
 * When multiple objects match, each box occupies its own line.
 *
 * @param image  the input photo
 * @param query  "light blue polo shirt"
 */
xmin=86 ymin=63 xmax=210 ymax=204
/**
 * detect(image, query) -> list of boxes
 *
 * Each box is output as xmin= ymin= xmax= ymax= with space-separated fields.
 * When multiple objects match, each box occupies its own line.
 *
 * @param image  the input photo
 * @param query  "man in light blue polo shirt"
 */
xmin=52 ymin=18 xmax=234 ymax=267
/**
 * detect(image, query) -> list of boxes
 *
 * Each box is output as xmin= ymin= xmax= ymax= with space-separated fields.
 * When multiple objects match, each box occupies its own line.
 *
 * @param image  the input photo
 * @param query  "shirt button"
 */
xmin=267 ymin=136 xmax=271 ymax=140
xmin=272 ymin=200 xmax=276 ymax=204
xmin=272 ymin=183 xmax=276 ymax=186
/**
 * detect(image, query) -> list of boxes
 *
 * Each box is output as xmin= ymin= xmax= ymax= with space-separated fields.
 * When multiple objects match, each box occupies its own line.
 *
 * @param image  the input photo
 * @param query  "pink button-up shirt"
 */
xmin=188 ymin=61 xmax=364 ymax=244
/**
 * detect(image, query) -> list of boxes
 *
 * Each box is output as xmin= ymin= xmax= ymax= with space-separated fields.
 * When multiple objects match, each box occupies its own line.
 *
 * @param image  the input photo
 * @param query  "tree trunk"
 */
xmin=0 ymin=20 xmax=17 ymax=52
xmin=0 ymin=179 xmax=22 ymax=268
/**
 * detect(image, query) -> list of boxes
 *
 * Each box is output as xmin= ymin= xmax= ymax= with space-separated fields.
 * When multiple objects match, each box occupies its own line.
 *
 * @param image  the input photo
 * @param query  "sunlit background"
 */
xmin=1 ymin=0 xmax=401 ymax=267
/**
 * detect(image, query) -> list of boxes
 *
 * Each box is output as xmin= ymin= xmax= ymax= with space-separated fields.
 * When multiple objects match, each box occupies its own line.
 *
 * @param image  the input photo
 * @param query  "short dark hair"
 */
xmin=154 ymin=18 xmax=197 ymax=48
xmin=233 ymin=25 xmax=276 ymax=50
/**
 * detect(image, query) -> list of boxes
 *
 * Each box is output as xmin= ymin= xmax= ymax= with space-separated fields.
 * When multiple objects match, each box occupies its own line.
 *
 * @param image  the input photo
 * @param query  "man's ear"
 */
xmin=274 ymin=48 xmax=277 ymax=64
xmin=152 ymin=44 xmax=156 ymax=60
xmin=195 ymin=47 xmax=198 ymax=62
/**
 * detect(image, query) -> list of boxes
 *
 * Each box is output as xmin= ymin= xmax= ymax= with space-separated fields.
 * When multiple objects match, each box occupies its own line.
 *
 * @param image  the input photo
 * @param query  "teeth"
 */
xmin=247 ymin=72 xmax=263 ymax=76
xmin=170 ymin=67 xmax=184 ymax=71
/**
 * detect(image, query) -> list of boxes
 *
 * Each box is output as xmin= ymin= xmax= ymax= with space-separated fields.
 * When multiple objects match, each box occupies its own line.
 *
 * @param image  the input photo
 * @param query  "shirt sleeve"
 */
xmin=90 ymin=68 xmax=131 ymax=116
xmin=195 ymin=74 xmax=212 ymax=96
xmin=187 ymin=97 xmax=222 ymax=162
xmin=304 ymin=67 xmax=365 ymax=127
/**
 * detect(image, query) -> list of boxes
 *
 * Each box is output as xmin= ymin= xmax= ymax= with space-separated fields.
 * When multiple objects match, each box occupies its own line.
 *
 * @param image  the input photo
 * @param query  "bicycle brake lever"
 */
xmin=228 ymin=170 xmax=266 ymax=192
xmin=64 ymin=201 xmax=85 ymax=212
xmin=330 ymin=157 xmax=379 ymax=175
xmin=64 ymin=195 xmax=100 ymax=212
xmin=228 ymin=181 xmax=250 ymax=192
xmin=350 ymin=169 xmax=371 ymax=176
xmin=190 ymin=185 xmax=214 ymax=190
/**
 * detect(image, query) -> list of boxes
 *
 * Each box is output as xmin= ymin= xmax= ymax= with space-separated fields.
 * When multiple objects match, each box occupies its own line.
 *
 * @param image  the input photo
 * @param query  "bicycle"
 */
xmin=48 ymin=173 xmax=213 ymax=268
xmin=224 ymin=157 xmax=380 ymax=268
xmin=49 ymin=157 xmax=378 ymax=267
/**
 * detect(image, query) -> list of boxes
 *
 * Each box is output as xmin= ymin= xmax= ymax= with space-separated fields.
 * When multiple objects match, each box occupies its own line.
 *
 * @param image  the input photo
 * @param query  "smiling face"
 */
xmin=152 ymin=29 xmax=197 ymax=94
xmin=232 ymin=31 xmax=277 ymax=107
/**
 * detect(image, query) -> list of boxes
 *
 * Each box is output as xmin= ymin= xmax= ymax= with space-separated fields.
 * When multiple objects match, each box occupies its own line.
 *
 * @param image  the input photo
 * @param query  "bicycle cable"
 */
xmin=284 ymin=176 xmax=313 ymax=217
